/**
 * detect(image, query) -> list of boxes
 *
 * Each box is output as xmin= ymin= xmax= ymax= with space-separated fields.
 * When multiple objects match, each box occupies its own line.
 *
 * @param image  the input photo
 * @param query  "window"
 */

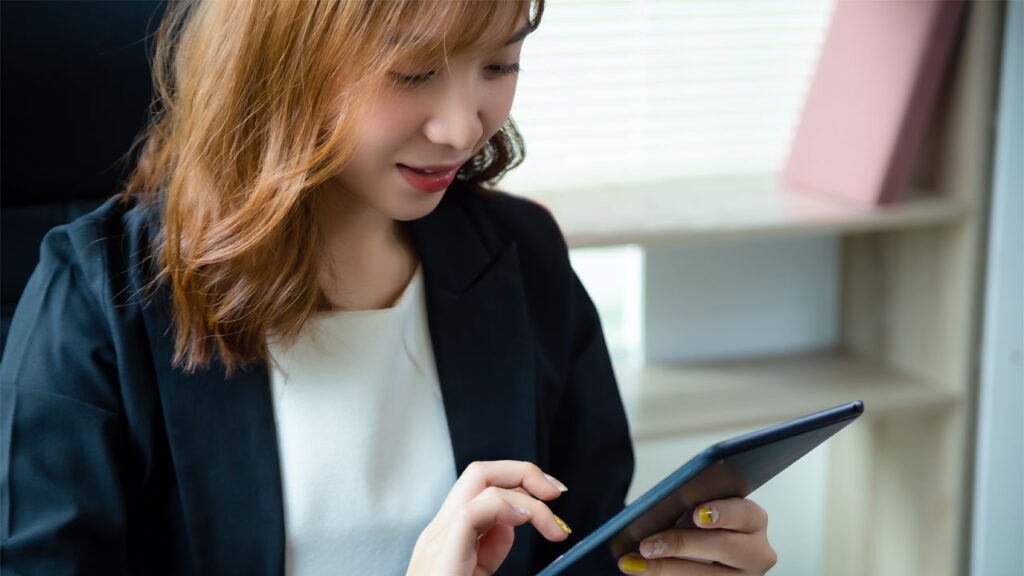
xmin=511 ymin=1 xmax=835 ymax=360
xmin=504 ymin=0 xmax=833 ymax=195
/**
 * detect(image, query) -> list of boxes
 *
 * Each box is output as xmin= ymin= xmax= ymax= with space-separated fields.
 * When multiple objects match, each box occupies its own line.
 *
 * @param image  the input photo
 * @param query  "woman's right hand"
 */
xmin=406 ymin=460 xmax=573 ymax=576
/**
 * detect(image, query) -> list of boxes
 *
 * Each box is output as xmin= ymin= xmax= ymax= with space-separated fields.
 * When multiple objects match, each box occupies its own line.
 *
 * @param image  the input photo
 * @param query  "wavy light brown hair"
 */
xmin=126 ymin=0 xmax=544 ymax=374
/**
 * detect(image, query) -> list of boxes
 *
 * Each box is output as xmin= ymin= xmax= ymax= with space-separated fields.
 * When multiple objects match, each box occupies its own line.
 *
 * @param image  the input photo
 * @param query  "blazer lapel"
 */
xmin=410 ymin=189 xmax=538 ymax=575
xmin=142 ymin=295 xmax=284 ymax=576
xmin=410 ymin=190 xmax=538 ymax=472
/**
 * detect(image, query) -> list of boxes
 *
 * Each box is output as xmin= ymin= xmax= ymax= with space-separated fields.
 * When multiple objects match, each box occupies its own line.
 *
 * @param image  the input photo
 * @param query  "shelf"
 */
xmin=527 ymin=173 xmax=969 ymax=249
xmin=614 ymin=351 xmax=963 ymax=440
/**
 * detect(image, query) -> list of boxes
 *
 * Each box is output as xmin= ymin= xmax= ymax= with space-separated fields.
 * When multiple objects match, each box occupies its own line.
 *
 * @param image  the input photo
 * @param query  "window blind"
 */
xmin=503 ymin=0 xmax=833 ymax=196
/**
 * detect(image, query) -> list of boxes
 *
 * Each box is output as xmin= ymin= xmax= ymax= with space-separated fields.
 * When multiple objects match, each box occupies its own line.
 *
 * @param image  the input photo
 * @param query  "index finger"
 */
xmin=442 ymin=460 xmax=567 ymax=511
xmin=692 ymin=497 xmax=768 ymax=534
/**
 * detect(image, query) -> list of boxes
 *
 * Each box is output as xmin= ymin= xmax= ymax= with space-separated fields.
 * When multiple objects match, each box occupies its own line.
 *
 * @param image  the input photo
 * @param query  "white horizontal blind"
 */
xmin=502 ymin=0 xmax=833 ymax=195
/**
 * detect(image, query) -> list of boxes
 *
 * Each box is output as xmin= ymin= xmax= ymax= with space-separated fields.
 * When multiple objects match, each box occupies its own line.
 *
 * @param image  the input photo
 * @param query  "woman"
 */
xmin=0 ymin=1 xmax=776 ymax=575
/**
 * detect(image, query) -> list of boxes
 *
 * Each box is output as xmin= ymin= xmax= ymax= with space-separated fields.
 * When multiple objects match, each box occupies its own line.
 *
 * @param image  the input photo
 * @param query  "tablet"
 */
xmin=535 ymin=400 xmax=864 ymax=576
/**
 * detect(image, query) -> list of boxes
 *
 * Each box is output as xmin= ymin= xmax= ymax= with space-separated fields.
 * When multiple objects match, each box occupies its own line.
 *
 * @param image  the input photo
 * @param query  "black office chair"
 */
xmin=1 ymin=1 xmax=166 ymax=353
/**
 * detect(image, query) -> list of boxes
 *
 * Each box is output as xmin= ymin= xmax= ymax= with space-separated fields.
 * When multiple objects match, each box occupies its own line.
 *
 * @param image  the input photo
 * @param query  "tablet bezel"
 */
xmin=535 ymin=400 xmax=864 ymax=576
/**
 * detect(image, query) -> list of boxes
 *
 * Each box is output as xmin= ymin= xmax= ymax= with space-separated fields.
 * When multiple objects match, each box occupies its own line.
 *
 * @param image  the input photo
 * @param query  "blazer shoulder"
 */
xmin=36 ymin=195 xmax=158 ymax=312
xmin=467 ymin=189 xmax=570 ymax=263
xmin=1 ymin=195 xmax=156 ymax=410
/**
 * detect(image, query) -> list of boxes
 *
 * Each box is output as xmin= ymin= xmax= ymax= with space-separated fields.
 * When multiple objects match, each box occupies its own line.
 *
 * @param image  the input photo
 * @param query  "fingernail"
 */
xmin=514 ymin=505 xmax=531 ymax=518
xmin=621 ymin=556 xmax=647 ymax=572
xmin=698 ymin=506 xmax=719 ymax=525
xmin=639 ymin=537 xmax=667 ymax=558
xmin=553 ymin=514 xmax=572 ymax=534
xmin=545 ymin=473 xmax=568 ymax=492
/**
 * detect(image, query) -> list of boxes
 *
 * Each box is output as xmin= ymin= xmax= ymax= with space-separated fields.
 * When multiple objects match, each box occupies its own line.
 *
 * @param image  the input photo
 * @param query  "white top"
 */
xmin=269 ymin=267 xmax=457 ymax=576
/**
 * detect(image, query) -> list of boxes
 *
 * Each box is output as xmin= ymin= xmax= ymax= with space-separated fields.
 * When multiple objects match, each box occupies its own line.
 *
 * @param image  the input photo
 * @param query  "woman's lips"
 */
xmin=397 ymin=163 xmax=461 ymax=194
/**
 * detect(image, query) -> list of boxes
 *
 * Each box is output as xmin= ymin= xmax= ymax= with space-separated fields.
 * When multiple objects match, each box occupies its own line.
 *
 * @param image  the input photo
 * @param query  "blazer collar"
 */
xmin=409 ymin=187 xmax=538 ymax=473
xmin=410 ymin=187 xmax=538 ymax=575
xmin=148 ymin=186 xmax=537 ymax=574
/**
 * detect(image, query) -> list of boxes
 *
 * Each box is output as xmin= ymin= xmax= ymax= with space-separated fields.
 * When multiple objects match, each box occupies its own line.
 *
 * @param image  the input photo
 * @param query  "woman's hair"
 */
xmin=126 ymin=0 xmax=544 ymax=374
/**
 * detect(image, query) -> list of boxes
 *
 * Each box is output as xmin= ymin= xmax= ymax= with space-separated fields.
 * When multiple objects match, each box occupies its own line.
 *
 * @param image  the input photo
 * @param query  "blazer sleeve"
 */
xmin=532 ymin=271 xmax=636 ymax=575
xmin=0 ymin=226 xmax=130 ymax=575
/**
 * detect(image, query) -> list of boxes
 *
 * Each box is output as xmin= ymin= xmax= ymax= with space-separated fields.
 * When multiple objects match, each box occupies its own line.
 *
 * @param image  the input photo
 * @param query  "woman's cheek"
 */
xmin=482 ymin=81 xmax=518 ymax=138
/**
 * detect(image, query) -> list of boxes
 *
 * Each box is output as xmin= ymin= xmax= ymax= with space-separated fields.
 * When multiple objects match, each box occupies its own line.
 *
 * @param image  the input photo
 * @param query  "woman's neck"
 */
xmin=316 ymin=193 xmax=419 ymax=311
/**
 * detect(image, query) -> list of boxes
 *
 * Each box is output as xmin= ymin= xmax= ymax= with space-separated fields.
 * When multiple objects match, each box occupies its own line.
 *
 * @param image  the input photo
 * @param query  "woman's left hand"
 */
xmin=617 ymin=498 xmax=777 ymax=575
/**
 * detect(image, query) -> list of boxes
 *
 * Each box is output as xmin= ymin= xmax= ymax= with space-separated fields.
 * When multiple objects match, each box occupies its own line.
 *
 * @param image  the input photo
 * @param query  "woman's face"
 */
xmin=330 ymin=25 xmax=528 ymax=222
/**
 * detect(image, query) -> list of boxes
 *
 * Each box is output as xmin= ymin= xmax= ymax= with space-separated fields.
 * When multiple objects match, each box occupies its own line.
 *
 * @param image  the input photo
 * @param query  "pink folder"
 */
xmin=784 ymin=0 xmax=966 ymax=206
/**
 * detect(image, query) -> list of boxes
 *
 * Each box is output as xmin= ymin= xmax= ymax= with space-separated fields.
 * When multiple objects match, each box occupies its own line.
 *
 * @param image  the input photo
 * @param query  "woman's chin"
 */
xmin=390 ymin=190 xmax=447 ymax=222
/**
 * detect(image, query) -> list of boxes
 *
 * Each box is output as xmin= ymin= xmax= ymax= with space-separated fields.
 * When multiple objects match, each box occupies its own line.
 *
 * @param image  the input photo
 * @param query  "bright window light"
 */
xmin=504 ymin=0 xmax=833 ymax=195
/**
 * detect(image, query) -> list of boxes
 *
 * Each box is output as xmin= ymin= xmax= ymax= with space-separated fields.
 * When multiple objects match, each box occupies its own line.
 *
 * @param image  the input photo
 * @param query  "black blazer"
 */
xmin=0 ymin=184 xmax=635 ymax=576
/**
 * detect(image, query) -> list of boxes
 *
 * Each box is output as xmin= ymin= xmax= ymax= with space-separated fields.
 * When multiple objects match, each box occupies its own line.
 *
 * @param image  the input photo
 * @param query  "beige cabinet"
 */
xmin=536 ymin=4 xmax=1003 ymax=574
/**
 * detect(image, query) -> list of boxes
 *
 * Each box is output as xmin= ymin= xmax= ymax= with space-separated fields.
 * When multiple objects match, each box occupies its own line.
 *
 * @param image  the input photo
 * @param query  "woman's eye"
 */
xmin=388 ymin=70 xmax=435 ymax=87
xmin=388 ymin=63 xmax=519 ymax=88
xmin=486 ymin=63 xmax=520 ymax=76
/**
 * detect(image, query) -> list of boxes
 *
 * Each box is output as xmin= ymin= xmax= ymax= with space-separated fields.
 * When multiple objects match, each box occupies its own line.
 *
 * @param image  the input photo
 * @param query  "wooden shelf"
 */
xmin=527 ymin=173 xmax=970 ymax=249
xmin=614 ymin=351 xmax=962 ymax=440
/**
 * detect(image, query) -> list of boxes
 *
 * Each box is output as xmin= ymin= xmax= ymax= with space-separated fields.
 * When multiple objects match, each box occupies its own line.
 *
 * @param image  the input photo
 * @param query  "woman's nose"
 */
xmin=422 ymin=81 xmax=484 ymax=152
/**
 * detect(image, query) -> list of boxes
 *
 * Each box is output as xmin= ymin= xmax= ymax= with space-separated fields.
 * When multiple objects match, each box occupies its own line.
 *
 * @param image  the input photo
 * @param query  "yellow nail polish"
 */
xmin=621 ymin=556 xmax=647 ymax=572
xmin=698 ymin=506 xmax=718 ymax=525
xmin=553 ymin=514 xmax=572 ymax=534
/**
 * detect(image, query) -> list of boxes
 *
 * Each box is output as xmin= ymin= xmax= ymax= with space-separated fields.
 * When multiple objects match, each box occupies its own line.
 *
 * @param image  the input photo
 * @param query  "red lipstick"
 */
xmin=397 ymin=163 xmax=461 ymax=194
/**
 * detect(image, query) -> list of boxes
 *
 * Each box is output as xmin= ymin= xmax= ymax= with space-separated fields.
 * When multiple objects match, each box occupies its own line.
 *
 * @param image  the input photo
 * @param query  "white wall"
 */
xmin=645 ymin=236 xmax=839 ymax=363
xmin=970 ymin=2 xmax=1024 ymax=574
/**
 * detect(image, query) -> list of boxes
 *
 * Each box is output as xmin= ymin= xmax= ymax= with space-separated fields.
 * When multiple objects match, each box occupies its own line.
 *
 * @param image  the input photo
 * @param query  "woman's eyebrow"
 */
xmin=504 ymin=23 xmax=533 ymax=46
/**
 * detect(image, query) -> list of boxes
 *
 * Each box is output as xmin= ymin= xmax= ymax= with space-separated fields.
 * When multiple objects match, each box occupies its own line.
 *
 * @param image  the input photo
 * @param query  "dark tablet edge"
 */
xmin=535 ymin=400 xmax=864 ymax=576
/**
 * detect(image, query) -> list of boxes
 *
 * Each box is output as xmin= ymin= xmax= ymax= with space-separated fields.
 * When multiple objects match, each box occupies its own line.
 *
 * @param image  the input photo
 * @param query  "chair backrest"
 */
xmin=1 ymin=0 xmax=165 ymax=352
